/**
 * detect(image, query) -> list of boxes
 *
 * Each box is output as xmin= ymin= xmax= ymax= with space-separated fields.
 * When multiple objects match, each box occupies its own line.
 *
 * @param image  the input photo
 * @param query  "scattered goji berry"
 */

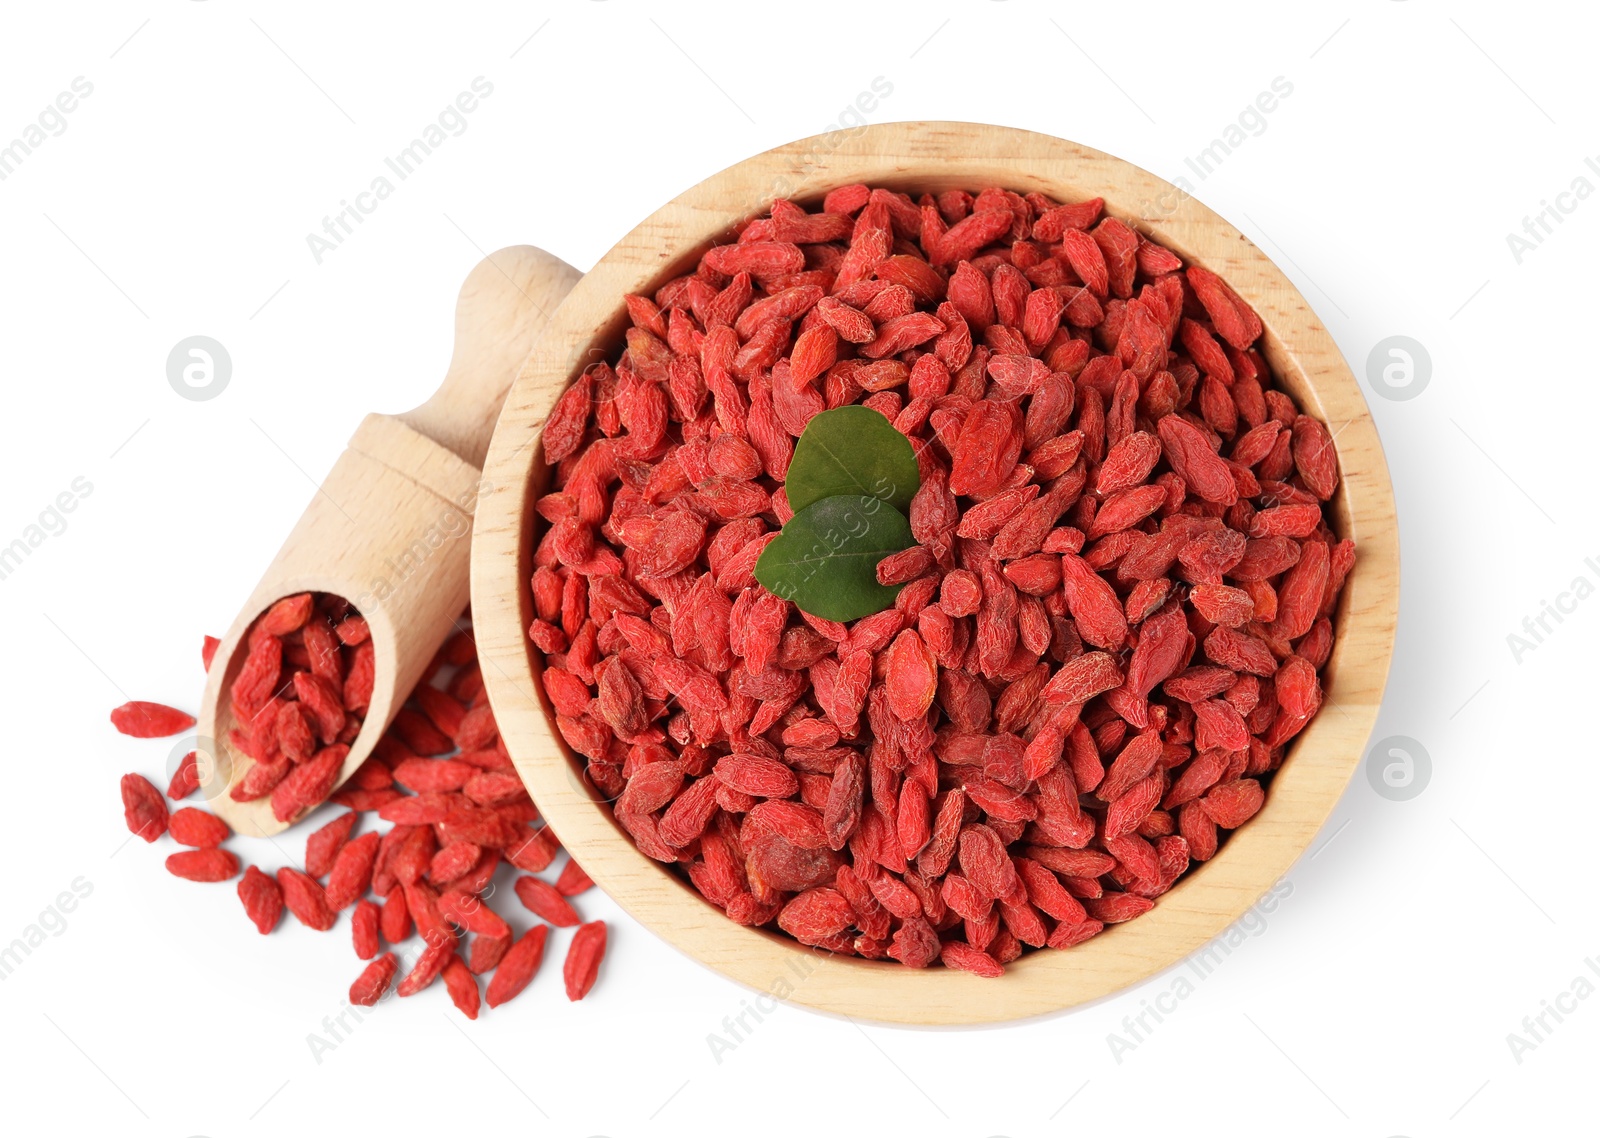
xmin=237 ymin=864 xmax=283 ymax=934
xmin=564 ymin=920 xmax=607 ymax=1001
xmin=349 ymin=953 xmax=397 ymax=1006
xmin=120 ymin=773 xmax=169 ymax=842
xmin=166 ymin=848 xmax=239 ymax=882
xmin=111 ymin=701 xmax=195 ymax=739
xmin=167 ymin=807 xmax=230 ymax=848
xmin=276 ymin=867 xmax=336 ymax=931
xmin=442 ymin=954 xmax=481 ymax=1019
xmin=352 ymin=898 xmax=381 ymax=960
xmin=485 ymin=925 xmax=549 ymax=1008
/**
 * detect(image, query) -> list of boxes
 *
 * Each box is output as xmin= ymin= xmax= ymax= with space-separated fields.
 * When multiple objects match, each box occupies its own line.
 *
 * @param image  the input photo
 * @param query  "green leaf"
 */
xmin=754 ymin=494 xmax=913 ymax=622
xmin=784 ymin=405 xmax=921 ymax=516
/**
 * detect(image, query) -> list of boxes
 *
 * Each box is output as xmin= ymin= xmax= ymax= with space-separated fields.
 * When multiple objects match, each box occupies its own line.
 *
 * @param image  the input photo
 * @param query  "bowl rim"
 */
xmin=471 ymin=120 xmax=1398 ymax=1025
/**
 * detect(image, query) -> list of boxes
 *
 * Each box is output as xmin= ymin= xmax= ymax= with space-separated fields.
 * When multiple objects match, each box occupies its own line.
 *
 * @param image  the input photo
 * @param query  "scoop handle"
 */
xmin=399 ymin=245 xmax=582 ymax=469
xmin=200 ymin=246 xmax=581 ymax=838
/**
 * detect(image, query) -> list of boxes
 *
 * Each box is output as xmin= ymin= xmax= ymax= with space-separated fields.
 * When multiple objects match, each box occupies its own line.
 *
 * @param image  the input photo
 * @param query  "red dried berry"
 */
xmin=167 ymin=807 xmax=230 ymax=848
xmin=380 ymin=887 xmax=412 ymax=944
xmin=166 ymin=751 xmax=201 ymax=800
xmin=884 ymin=629 xmax=938 ymax=721
xmin=350 ymin=953 xmax=397 ymax=1006
xmin=397 ymin=938 xmax=454 ymax=996
xmin=564 ymin=920 xmax=607 ymax=1001
xmin=276 ymin=867 xmax=336 ymax=931
xmin=442 ymin=955 xmax=481 ymax=1019
xmin=514 ymin=876 xmax=581 ymax=927
xmin=555 ymin=859 xmax=594 ymax=897
xmin=485 ymin=925 xmax=549 ymax=1008
xmin=305 ymin=812 xmax=358 ymax=879
xmin=110 ymin=700 xmax=196 ymax=739
xmin=237 ymin=865 xmax=283 ymax=934
xmin=120 ymin=773 xmax=169 ymax=842
xmin=940 ymin=940 xmax=1003 ymax=978
xmin=166 ymin=848 xmax=239 ymax=883
xmin=1201 ymin=779 xmax=1266 ymax=828
xmin=352 ymin=898 xmax=381 ymax=960
xmin=325 ymin=831 xmax=381 ymax=910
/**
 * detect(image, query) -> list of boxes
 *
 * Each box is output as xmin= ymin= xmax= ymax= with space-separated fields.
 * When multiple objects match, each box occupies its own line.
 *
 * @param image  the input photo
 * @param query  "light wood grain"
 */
xmin=471 ymin=122 xmax=1399 ymax=1024
xmin=201 ymin=246 xmax=580 ymax=838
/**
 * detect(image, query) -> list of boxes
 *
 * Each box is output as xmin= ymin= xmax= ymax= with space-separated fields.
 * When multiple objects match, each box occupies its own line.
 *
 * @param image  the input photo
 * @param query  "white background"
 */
xmin=1 ymin=2 xmax=1594 ymax=1135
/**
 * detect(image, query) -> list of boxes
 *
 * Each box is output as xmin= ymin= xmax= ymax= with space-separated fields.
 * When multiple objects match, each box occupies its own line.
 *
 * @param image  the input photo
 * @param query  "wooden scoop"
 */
xmin=199 ymin=246 xmax=580 ymax=838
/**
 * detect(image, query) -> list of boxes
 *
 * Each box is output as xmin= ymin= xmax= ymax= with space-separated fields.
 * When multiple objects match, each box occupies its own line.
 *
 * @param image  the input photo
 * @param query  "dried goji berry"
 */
xmin=352 ymin=898 xmax=381 ymax=959
xmin=166 ymin=848 xmax=239 ymax=883
xmin=120 ymin=773 xmax=169 ymax=842
xmin=305 ymin=812 xmax=357 ymax=878
xmin=564 ymin=920 xmax=607 ymax=1001
xmin=277 ymin=867 xmax=336 ymax=931
xmin=485 ymin=925 xmax=548 ymax=1008
xmin=325 ymin=831 xmax=381 ymax=910
xmin=168 ymin=807 xmax=230 ymax=848
xmin=166 ymin=751 xmax=201 ymax=801
xmin=397 ymin=938 xmax=454 ymax=996
xmin=442 ymin=954 xmax=481 ymax=1019
xmin=237 ymin=864 xmax=283 ymax=934
xmin=514 ymin=875 xmax=581 ymax=927
xmin=350 ymin=953 xmax=397 ymax=1006
xmin=111 ymin=701 xmax=196 ymax=739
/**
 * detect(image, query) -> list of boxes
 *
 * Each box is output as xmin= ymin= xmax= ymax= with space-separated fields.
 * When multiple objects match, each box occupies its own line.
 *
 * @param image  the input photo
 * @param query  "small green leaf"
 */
xmin=754 ymin=494 xmax=913 ymax=622
xmin=784 ymin=405 xmax=921 ymax=516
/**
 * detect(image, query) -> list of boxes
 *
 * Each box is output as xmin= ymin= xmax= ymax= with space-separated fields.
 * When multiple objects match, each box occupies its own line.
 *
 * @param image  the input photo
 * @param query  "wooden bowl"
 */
xmin=471 ymin=121 xmax=1398 ymax=1024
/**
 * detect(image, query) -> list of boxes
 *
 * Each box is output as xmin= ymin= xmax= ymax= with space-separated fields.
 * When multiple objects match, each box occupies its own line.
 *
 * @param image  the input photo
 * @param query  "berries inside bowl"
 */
xmin=473 ymin=121 xmax=1396 ymax=1022
xmin=524 ymin=179 xmax=1352 ymax=977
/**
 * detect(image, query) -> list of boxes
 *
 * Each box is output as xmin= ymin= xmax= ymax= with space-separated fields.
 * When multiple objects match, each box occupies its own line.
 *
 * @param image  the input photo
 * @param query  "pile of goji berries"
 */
xmin=116 ymin=598 xmax=606 ymax=1013
xmin=532 ymin=185 xmax=1352 ymax=975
